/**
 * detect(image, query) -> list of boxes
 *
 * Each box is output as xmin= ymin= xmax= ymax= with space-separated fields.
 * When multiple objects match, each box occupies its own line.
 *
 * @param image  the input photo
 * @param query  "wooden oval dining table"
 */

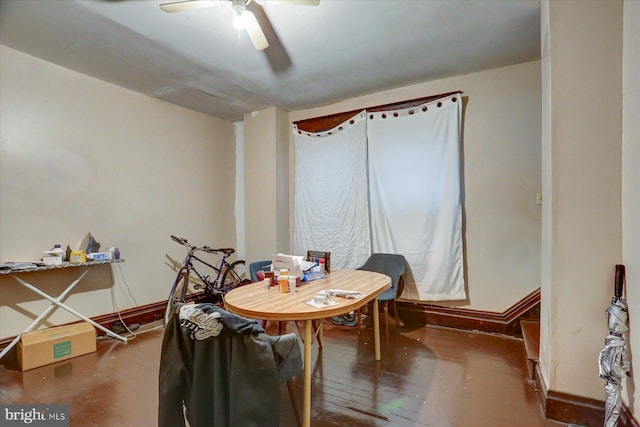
xmin=224 ymin=269 xmax=391 ymax=427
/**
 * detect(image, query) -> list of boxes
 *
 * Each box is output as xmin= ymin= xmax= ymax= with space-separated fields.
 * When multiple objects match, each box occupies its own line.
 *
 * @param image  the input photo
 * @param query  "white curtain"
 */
xmin=367 ymin=95 xmax=466 ymax=300
xmin=292 ymin=111 xmax=371 ymax=270
xmin=292 ymin=94 xmax=466 ymax=301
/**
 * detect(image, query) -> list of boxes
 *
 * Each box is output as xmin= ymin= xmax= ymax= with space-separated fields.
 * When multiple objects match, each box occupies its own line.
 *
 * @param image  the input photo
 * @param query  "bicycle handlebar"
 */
xmin=171 ymin=236 xmax=235 ymax=255
xmin=170 ymin=235 xmax=188 ymax=245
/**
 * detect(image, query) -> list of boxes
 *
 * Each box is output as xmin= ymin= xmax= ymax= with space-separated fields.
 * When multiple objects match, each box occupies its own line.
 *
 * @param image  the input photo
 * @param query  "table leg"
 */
xmin=373 ymin=299 xmax=381 ymax=361
xmin=303 ymin=319 xmax=312 ymax=427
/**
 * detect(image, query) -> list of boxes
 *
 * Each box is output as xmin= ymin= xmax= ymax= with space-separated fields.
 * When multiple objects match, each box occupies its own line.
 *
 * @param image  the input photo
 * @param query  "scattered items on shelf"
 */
xmin=0 ymin=233 xmax=122 ymax=269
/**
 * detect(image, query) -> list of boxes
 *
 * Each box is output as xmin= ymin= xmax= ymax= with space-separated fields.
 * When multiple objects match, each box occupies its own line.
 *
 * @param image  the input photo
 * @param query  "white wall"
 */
xmin=243 ymin=108 xmax=279 ymax=264
xmin=0 ymin=46 xmax=237 ymax=339
xmin=275 ymin=107 xmax=291 ymax=254
xmin=541 ymin=0 xmax=624 ymax=401
xmin=539 ymin=0 xmax=553 ymax=396
xmin=290 ymin=60 xmax=542 ymax=312
xmin=234 ymin=121 xmax=246 ymax=260
xmin=242 ymin=106 xmax=291 ymax=266
xmin=622 ymin=0 xmax=640 ymax=415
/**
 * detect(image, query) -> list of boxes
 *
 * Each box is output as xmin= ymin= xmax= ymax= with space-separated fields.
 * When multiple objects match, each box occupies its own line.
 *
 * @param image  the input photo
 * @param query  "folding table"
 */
xmin=0 ymin=259 xmax=128 ymax=361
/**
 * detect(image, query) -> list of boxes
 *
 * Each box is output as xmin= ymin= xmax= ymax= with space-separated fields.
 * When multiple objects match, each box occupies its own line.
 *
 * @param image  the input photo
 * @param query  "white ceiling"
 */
xmin=0 ymin=0 xmax=541 ymax=122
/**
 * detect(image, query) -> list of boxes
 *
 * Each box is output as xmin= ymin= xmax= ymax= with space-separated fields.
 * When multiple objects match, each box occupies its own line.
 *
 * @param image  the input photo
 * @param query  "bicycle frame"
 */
xmin=171 ymin=234 xmax=245 ymax=295
xmin=165 ymin=235 xmax=247 ymax=326
xmin=185 ymin=251 xmax=232 ymax=295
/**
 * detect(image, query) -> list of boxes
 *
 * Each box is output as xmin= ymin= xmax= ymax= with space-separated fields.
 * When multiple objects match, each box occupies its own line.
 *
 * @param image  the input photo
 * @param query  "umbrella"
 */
xmin=598 ymin=264 xmax=630 ymax=427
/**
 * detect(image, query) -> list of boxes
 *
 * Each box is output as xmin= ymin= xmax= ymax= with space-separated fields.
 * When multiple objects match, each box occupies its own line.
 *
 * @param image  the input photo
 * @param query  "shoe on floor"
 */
xmin=342 ymin=313 xmax=357 ymax=327
xmin=331 ymin=313 xmax=357 ymax=327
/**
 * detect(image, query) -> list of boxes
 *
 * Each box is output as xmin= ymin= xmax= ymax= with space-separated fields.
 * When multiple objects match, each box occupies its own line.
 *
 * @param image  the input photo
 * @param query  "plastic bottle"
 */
xmin=319 ymin=258 xmax=326 ymax=274
xmin=278 ymin=269 xmax=289 ymax=293
xmin=288 ymin=276 xmax=296 ymax=292
xmin=114 ymin=248 xmax=120 ymax=260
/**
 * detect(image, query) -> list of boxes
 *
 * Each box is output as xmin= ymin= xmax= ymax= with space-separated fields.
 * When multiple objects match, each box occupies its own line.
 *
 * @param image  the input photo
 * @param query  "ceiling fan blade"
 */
xmin=243 ymin=11 xmax=269 ymax=50
xmin=159 ymin=0 xmax=229 ymax=13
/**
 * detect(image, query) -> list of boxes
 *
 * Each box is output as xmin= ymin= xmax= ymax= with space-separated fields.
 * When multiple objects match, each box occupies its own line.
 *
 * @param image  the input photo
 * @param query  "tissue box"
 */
xmin=272 ymin=254 xmax=304 ymax=278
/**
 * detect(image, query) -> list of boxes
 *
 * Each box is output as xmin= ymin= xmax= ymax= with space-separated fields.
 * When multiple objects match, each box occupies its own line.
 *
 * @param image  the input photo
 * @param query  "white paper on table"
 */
xmin=324 ymin=289 xmax=363 ymax=299
xmin=303 ymin=299 xmax=340 ymax=308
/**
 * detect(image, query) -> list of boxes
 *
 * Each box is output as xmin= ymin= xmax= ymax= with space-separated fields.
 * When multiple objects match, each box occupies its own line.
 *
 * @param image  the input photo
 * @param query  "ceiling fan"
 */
xmin=159 ymin=0 xmax=320 ymax=50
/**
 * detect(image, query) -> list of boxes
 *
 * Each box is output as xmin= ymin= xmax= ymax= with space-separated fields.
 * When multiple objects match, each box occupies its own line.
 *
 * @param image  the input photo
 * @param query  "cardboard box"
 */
xmin=17 ymin=322 xmax=97 ymax=371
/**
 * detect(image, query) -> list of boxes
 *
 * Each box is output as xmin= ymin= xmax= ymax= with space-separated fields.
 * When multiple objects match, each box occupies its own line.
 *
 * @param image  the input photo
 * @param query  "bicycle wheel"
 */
xmin=165 ymin=267 xmax=189 ymax=327
xmin=220 ymin=260 xmax=247 ymax=293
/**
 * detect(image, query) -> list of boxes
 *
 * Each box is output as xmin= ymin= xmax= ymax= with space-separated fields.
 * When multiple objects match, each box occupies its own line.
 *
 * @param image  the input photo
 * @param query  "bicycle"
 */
xmin=165 ymin=235 xmax=248 ymax=326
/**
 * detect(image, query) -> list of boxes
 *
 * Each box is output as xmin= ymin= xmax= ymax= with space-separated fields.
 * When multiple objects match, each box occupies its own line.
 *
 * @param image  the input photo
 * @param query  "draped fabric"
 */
xmin=292 ymin=94 xmax=466 ymax=301
xmin=367 ymin=95 xmax=466 ymax=300
xmin=293 ymin=112 xmax=371 ymax=270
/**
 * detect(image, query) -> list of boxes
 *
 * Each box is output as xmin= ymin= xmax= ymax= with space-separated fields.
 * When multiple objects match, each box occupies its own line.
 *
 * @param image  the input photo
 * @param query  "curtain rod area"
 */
xmin=293 ymin=90 xmax=462 ymax=133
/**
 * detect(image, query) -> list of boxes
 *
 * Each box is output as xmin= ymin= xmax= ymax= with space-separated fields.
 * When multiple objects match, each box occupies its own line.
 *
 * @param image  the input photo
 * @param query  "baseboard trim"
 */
xmin=90 ymin=300 xmax=167 ymax=333
xmin=398 ymin=289 xmax=638 ymax=427
xmin=397 ymin=288 xmax=541 ymax=336
xmin=0 ymin=301 xmax=167 ymax=356
xmin=3 ymin=289 xmax=538 ymax=348
xmin=534 ymin=359 xmax=637 ymax=427
xmin=545 ymin=390 xmax=638 ymax=427
xmin=546 ymin=390 xmax=604 ymax=427
xmin=92 ymin=292 xmax=209 ymax=333
xmin=0 ymin=293 xmax=211 ymax=352
xmin=622 ymin=404 xmax=640 ymax=427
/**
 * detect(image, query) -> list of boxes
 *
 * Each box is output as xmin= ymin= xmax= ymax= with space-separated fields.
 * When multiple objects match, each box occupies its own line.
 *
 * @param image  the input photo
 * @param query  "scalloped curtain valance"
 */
xmin=292 ymin=93 xmax=465 ymax=301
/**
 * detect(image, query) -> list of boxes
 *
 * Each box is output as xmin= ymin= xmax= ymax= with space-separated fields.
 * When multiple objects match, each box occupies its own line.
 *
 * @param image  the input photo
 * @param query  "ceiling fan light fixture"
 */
xmin=160 ymin=0 xmax=318 ymax=50
xmin=233 ymin=11 xmax=246 ymax=29
xmin=231 ymin=0 xmax=247 ymax=11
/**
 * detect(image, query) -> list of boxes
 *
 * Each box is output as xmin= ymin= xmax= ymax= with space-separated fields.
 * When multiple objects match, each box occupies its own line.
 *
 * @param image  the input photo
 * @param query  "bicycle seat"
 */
xmin=219 ymin=248 xmax=235 ymax=255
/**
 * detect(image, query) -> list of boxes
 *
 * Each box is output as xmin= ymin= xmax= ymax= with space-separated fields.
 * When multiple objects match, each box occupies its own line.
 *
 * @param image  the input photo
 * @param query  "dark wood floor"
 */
xmin=0 ymin=319 xmax=565 ymax=427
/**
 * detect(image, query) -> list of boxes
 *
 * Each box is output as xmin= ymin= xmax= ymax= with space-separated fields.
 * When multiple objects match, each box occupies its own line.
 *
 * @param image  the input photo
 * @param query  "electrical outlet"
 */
xmin=536 ymin=193 xmax=543 ymax=206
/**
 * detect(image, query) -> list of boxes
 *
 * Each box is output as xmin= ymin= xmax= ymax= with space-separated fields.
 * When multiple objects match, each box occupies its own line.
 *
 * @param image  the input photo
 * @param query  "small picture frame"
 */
xmin=306 ymin=251 xmax=331 ymax=273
